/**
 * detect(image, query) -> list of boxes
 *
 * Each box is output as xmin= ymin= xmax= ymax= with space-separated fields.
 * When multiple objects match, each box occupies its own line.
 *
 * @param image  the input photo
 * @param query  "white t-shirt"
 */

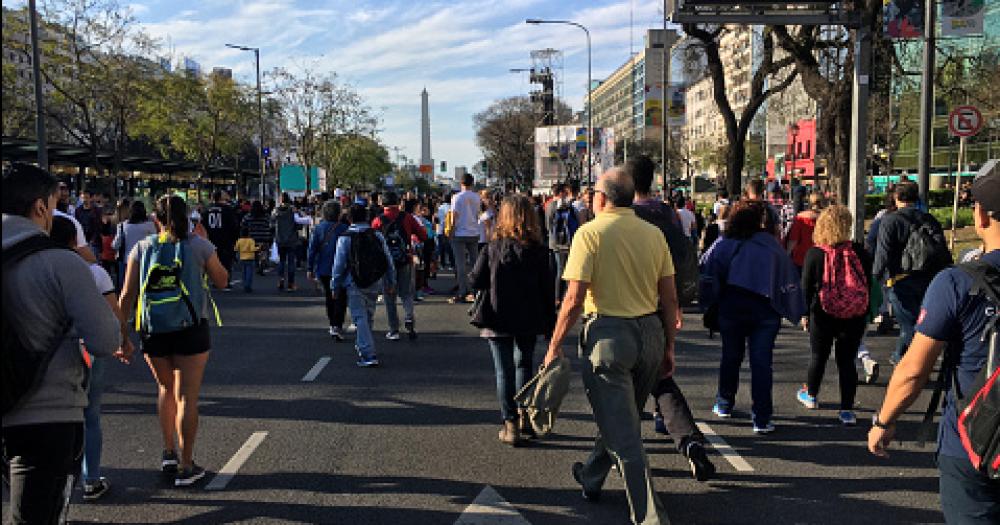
xmin=89 ymin=263 xmax=115 ymax=295
xmin=677 ymin=208 xmax=697 ymax=238
xmin=53 ymin=209 xmax=88 ymax=248
xmin=451 ymin=190 xmax=481 ymax=238
xmin=712 ymin=199 xmax=729 ymax=217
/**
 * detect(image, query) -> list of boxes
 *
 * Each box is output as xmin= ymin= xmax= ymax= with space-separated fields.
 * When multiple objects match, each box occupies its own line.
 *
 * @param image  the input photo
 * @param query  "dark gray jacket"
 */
xmin=872 ymin=206 xmax=946 ymax=292
xmin=2 ymin=214 xmax=121 ymax=427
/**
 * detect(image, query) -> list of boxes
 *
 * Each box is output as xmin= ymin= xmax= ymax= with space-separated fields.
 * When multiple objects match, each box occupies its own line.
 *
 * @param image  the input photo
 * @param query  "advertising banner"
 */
xmin=941 ymin=0 xmax=985 ymax=36
xmin=884 ymin=0 xmax=924 ymax=39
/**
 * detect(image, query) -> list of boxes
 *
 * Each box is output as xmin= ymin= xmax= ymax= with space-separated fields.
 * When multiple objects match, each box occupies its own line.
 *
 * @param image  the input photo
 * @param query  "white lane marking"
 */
xmin=301 ymin=357 xmax=332 ymax=382
xmin=696 ymin=422 xmax=754 ymax=472
xmin=454 ymin=485 xmax=532 ymax=525
xmin=205 ymin=431 xmax=268 ymax=491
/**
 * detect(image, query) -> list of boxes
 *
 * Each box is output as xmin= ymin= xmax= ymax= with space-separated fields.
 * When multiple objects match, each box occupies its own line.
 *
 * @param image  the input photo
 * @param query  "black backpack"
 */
xmin=919 ymin=261 xmax=1000 ymax=480
xmin=379 ymin=214 xmax=411 ymax=266
xmin=349 ymin=229 xmax=389 ymax=289
xmin=2 ymin=235 xmax=70 ymax=416
xmin=900 ymin=212 xmax=952 ymax=275
xmin=633 ymin=203 xmax=699 ymax=306
xmin=551 ymin=204 xmax=579 ymax=249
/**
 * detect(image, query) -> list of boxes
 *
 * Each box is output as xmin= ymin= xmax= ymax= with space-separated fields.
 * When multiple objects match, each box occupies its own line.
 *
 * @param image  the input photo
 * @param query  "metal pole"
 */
xmin=661 ymin=1 xmax=669 ymax=194
xmin=949 ymin=135 xmax=965 ymax=251
xmin=585 ymin=27 xmax=592 ymax=187
xmin=917 ymin=0 xmax=936 ymax=205
xmin=255 ymin=48 xmax=265 ymax=201
xmin=849 ymin=17 xmax=872 ymax=241
xmin=28 ymin=0 xmax=47 ymax=169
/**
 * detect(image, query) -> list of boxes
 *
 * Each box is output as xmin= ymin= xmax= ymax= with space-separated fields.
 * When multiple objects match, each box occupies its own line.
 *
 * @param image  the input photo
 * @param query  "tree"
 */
xmin=473 ymin=96 xmax=573 ymax=191
xmin=268 ymin=67 xmax=379 ymax=195
xmin=320 ymin=134 xmax=392 ymax=190
xmin=682 ymin=25 xmax=798 ymax=196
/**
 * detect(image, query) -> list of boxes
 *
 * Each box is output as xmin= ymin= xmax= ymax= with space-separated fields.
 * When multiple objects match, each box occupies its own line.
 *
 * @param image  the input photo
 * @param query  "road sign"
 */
xmin=948 ymin=105 xmax=983 ymax=137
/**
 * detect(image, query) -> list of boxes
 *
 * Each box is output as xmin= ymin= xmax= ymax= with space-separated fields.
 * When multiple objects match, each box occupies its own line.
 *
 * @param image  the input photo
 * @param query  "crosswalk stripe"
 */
xmin=301 ymin=357 xmax=332 ymax=382
xmin=696 ymin=422 xmax=754 ymax=472
xmin=205 ymin=431 xmax=268 ymax=491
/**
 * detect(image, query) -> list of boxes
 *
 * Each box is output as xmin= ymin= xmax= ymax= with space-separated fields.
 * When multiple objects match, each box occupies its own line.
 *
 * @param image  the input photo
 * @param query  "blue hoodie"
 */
xmin=331 ymin=223 xmax=396 ymax=291
xmin=699 ymin=232 xmax=806 ymax=324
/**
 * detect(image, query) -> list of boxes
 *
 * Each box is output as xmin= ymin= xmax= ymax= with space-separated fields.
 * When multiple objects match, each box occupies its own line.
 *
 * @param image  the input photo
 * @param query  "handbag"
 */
xmin=468 ymin=289 xmax=493 ymax=328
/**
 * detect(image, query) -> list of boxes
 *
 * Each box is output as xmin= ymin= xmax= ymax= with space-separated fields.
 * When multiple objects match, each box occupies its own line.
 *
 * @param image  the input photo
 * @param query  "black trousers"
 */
xmin=2 ymin=422 xmax=84 ymax=525
xmin=807 ymin=311 xmax=865 ymax=410
xmin=318 ymin=275 xmax=348 ymax=329
xmin=651 ymin=377 xmax=705 ymax=454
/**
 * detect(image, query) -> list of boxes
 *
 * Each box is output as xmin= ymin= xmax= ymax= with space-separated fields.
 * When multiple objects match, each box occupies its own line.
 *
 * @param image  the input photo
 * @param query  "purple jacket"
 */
xmin=699 ymin=232 xmax=806 ymax=324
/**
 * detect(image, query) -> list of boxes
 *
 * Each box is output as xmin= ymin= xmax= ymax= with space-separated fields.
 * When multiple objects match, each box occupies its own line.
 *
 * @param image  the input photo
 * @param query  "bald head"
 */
xmin=597 ymin=168 xmax=635 ymax=208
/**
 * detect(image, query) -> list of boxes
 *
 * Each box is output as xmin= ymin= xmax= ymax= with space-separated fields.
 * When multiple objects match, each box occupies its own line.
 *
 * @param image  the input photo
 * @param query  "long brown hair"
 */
xmin=155 ymin=195 xmax=189 ymax=240
xmin=725 ymin=200 xmax=769 ymax=240
xmin=494 ymin=194 xmax=541 ymax=244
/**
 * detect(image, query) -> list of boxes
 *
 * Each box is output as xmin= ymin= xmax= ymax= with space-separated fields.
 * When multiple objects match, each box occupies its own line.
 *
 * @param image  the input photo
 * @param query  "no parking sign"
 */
xmin=948 ymin=105 xmax=983 ymax=138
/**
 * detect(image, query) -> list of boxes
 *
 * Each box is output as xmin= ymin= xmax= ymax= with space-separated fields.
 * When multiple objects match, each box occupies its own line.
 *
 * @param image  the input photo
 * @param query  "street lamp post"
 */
xmin=28 ymin=0 xmax=47 ymax=168
xmin=226 ymin=44 xmax=265 ymax=200
xmin=526 ymin=19 xmax=592 ymax=186
xmin=789 ymin=122 xmax=800 ymax=183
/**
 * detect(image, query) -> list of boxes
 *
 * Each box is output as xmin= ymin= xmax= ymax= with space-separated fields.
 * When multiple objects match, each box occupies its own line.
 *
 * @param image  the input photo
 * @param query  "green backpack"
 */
xmin=136 ymin=234 xmax=220 ymax=335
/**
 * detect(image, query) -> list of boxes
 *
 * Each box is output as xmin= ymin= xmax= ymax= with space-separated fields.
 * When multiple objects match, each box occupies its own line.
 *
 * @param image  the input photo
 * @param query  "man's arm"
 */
xmin=873 ymin=216 xmax=894 ymax=282
xmin=543 ymin=279 xmax=588 ymax=368
xmin=868 ymin=333 xmax=945 ymax=457
xmin=60 ymin=255 xmax=121 ymax=357
xmin=657 ymin=275 xmax=679 ymax=378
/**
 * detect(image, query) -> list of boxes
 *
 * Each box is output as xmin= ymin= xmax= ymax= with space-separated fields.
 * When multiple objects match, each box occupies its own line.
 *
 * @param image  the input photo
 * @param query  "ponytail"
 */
xmin=156 ymin=195 xmax=189 ymax=240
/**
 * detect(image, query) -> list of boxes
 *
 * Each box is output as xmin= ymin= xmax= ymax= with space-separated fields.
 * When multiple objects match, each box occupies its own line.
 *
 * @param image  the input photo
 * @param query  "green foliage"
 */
xmin=321 ymin=134 xmax=391 ymax=190
xmin=929 ymin=207 xmax=974 ymax=229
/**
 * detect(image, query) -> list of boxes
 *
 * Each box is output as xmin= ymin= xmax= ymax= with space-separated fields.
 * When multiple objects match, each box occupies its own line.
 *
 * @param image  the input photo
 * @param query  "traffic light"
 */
xmin=440 ymin=161 xmax=447 ymax=172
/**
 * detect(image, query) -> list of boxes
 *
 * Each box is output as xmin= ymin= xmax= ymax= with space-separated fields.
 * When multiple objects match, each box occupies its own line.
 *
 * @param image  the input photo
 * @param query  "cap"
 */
xmin=971 ymin=160 xmax=1000 ymax=214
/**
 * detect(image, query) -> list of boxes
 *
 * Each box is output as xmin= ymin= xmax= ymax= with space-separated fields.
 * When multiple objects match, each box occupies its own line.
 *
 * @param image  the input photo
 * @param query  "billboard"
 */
xmin=941 ymin=0 xmax=985 ymax=36
xmin=884 ymin=0 xmax=924 ymax=39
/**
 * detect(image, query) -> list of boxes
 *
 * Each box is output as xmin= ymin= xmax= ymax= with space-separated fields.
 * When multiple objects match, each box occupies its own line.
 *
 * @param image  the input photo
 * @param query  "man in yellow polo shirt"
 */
xmin=543 ymin=167 xmax=677 ymax=525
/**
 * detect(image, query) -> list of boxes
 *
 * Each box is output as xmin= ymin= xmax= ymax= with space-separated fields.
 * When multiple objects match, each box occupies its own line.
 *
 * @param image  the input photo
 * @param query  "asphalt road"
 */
xmin=50 ymin=267 xmax=943 ymax=525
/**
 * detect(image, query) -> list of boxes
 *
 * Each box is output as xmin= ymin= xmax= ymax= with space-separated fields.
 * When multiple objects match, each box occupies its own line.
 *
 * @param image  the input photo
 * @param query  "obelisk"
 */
xmin=420 ymin=88 xmax=432 ymax=181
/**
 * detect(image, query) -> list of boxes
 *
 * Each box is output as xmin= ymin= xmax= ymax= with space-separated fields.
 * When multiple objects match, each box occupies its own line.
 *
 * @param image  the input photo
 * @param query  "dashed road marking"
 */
xmin=696 ymin=422 xmax=754 ymax=472
xmin=301 ymin=357 xmax=332 ymax=382
xmin=205 ymin=431 xmax=268 ymax=491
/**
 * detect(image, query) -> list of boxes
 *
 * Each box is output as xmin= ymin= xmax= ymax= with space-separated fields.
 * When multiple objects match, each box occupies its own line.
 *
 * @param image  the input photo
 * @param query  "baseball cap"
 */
xmin=971 ymin=160 xmax=1000 ymax=215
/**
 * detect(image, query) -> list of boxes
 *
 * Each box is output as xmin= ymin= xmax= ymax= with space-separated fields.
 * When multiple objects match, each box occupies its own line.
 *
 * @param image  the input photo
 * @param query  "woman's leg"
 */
xmin=835 ymin=320 xmax=865 ymax=410
xmin=487 ymin=337 xmax=517 ymax=422
xmin=172 ymin=352 xmax=210 ymax=468
xmin=145 ymin=354 xmax=178 ymax=452
xmin=747 ymin=316 xmax=781 ymax=426
xmin=513 ymin=335 xmax=537 ymax=394
xmin=716 ymin=317 xmax=747 ymax=411
xmin=806 ymin=315 xmax=836 ymax=398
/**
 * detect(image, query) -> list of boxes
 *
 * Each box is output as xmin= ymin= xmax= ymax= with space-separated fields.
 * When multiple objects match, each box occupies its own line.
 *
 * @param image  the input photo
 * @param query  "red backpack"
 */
xmin=818 ymin=243 xmax=869 ymax=319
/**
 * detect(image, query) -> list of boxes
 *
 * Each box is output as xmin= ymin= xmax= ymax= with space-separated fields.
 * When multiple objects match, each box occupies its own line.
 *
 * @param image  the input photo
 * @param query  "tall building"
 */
xmin=683 ymin=26 xmax=766 ymax=180
xmin=420 ymin=88 xmax=433 ymax=182
xmin=211 ymin=67 xmax=233 ymax=80
xmin=589 ymin=29 xmax=680 ymax=148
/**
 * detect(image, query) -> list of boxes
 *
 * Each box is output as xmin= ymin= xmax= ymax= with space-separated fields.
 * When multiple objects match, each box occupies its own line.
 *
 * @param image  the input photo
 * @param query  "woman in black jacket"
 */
xmin=469 ymin=194 xmax=555 ymax=446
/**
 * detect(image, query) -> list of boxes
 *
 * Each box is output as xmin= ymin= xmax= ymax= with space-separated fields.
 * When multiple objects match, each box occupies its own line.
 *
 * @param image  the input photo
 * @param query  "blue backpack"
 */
xmin=552 ymin=203 xmax=580 ymax=249
xmin=136 ymin=235 xmax=219 ymax=335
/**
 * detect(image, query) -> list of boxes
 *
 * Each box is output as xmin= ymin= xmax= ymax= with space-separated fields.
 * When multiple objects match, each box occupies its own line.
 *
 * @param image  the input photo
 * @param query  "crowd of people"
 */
xmin=3 ymin=157 xmax=998 ymax=525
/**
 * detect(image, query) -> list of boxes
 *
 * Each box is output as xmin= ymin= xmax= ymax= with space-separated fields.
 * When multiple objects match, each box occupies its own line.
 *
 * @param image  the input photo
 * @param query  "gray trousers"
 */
xmin=451 ymin=236 xmax=479 ymax=298
xmin=578 ymin=314 xmax=669 ymax=525
xmin=385 ymin=262 xmax=415 ymax=332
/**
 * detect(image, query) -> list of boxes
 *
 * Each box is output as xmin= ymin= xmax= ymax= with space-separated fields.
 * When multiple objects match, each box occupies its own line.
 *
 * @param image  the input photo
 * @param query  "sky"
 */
xmin=125 ymin=0 xmax=667 ymax=178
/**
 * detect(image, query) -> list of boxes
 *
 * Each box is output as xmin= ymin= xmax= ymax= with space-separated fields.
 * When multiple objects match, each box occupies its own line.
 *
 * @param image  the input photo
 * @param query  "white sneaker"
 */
xmin=862 ymin=357 xmax=879 ymax=384
xmin=386 ymin=331 xmax=401 ymax=341
xmin=345 ymin=324 xmax=357 ymax=334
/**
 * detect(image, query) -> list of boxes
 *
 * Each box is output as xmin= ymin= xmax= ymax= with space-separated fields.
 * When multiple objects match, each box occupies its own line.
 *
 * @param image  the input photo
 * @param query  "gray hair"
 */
xmin=321 ymin=200 xmax=341 ymax=222
xmin=600 ymin=168 xmax=635 ymax=207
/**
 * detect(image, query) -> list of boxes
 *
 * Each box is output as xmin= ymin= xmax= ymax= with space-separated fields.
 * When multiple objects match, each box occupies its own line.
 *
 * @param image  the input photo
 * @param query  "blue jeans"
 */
xmin=887 ymin=286 xmax=919 ymax=362
xmin=938 ymin=454 xmax=1000 ymax=524
xmin=437 ymin=235 xmax=454 ymax=268
xmin=277 ymin=245 xmax=297 ymax=286
xmin=385 ymin=263 xmax=415 ymax=332
xmin=716 ymin=298 xmax=781 ymax=426
xmin=348 ymin=284 xmax=379 ymax=360
xmin=82 ymin=357 xmax=106 ymax=482
xmin=487 ymin=335 xmax=537 ymax=422
xmin=241 ymin=260 xmax=254 ymax=291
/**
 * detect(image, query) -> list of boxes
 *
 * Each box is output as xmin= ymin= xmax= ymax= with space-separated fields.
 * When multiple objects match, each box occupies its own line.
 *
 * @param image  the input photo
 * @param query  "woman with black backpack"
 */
xmin=119 ymin=195 xmax=228 ymax=487
xmin=797 ymin=205 xmax=873 ymax=426
xmin=468 ymin=195 xmax=555 ymax=446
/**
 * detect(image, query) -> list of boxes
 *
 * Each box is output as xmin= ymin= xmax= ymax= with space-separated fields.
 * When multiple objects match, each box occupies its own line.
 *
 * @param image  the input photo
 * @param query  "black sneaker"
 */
xmin=405 ymin=319 xmax=417 ymax=340
xmin=161 ymin=450 xmax=179 ymax=474
xmin=571 ymin=462 xmax=601 ymax=502
xmin=82 ymin=477 xmax=111 ymax=501
xmin=685 ymin=442 xmax=716 ymax=482
xmin=174 ymin=463 xmax=206 ymax=487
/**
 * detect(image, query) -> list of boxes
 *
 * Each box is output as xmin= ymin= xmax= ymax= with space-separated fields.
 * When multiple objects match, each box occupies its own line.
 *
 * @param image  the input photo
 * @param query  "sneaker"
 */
xmin=684 ymin=442 xmax=716 ymax=482
xmin=712 ymin=403 xmax=732 ymax=419
xmin=571 ymin=462 xmax=601 ymax=502
xmin=862 ymin=357 xmax=880 ymax=384
xmin=376 ymin=295 xmax=384 ymax=304
xmin=356 ymin=357 xmax=380 ymax=368
xmin=405 ymin=320 xmax=417 ymax=340
xmin=161 ymin=450 xmax=179 ymax=473
xmin=752 ymin=422 xmax=776 ymax=434
xmin=653 ymin=413 xmax=667 ymax=435
xmin=838 ymin=410 xmax=857 ymax=426
xmin=796 ymin=386 xmax=818 ymax=409
xmin=448 ymin=296 xmax=468 ymax=304
xmin=386 ymin=331 xmax=401 ymax=341
xmin=345 ymin=323 xmax=357 ymax=334
xmin=174 ymin=464 xmax=206 ymax=487
xmin=82 ymin=477 xmax=111 ymax=501
xmin=329 ymin=326 xmax=344 ymax=341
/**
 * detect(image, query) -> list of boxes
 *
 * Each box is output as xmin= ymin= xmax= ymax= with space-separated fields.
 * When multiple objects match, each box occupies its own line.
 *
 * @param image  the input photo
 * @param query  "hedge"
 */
xmin=929 ymin=207 xmax=974 ymax=229
xmin=865 ymin=189 xmax=956 ymax=218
